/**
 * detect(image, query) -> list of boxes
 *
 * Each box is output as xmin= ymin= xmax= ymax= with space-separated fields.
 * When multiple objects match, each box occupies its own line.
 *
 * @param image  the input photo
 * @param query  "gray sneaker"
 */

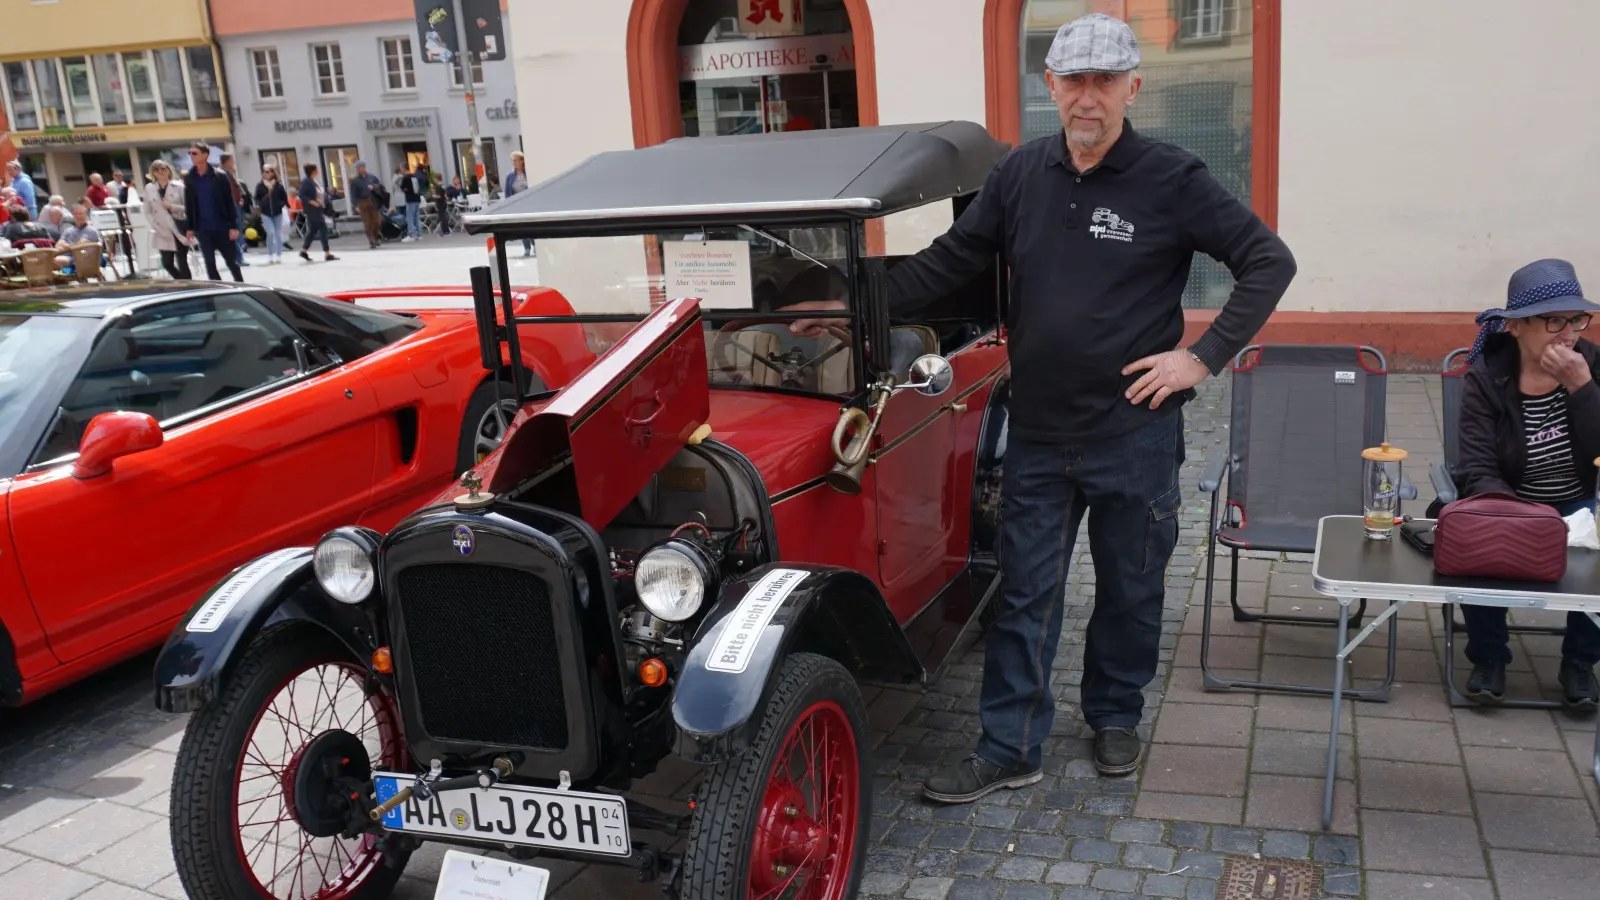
xmin=922 ymin=753 xmax=1042 ymax=804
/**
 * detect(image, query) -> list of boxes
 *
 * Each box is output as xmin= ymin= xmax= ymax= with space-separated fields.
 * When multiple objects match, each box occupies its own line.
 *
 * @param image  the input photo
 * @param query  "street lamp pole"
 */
xmin=451 ymin=0 xmax=485 ymax=197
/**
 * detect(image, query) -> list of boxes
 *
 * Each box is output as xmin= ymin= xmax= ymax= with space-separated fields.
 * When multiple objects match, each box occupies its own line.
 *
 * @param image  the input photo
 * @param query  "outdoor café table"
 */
xmin=1310 ymin=514 xmax=1600 ymax=830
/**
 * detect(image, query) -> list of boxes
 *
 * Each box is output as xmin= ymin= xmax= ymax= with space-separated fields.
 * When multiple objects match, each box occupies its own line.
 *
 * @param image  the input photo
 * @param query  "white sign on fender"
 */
xmin=187 ymin=548 xmax=309 ymax=633
xmin=706 ymin=568 xmax=809 ymax=674
xmin=433 ymin=850 xmax=549 ymax=900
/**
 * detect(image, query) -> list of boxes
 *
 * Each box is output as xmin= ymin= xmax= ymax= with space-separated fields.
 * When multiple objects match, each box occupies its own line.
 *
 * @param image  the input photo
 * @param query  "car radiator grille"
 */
xmin=395 ymin=564 xmax=570 ymax=750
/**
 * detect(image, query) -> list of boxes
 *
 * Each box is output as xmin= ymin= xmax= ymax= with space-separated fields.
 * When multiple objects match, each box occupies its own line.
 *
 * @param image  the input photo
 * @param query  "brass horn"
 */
xmin=825 ymin=391 xmax=889 ymax=494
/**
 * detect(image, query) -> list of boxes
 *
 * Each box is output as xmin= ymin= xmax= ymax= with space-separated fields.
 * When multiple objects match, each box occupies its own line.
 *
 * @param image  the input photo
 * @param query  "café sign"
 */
xmin=484 ymin=99 xmax=518 ymax=121
xmin=679 ymin=32 xmax=855 ymax=81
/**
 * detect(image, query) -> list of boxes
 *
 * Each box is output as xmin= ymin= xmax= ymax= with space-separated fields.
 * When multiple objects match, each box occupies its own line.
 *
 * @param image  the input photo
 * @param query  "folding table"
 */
xmin=1310 ymin=515 xmax=1600 ymax=829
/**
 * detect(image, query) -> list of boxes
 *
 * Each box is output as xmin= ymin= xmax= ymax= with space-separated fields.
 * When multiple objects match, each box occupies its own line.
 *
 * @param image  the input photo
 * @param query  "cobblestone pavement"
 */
xmin=2 ymin=374 xmax=1596 ymax=899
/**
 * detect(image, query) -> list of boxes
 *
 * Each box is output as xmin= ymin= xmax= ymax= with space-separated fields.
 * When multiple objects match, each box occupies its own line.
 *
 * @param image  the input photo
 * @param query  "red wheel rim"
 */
xmin=748 ymin=699 xmax=859 ymax=900
xmin=231 ymin=660 xmax=402 ymax=900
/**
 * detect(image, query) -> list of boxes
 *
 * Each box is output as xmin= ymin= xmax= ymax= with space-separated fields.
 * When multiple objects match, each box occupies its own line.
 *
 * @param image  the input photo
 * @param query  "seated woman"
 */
xmin=1457 ymin=258 xmax=1600 ymax=709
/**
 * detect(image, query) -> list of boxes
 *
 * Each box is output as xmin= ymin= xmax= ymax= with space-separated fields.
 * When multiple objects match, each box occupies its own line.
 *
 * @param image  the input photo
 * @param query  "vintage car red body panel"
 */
xmin=0 ymin=287 xmax=579 ymax=706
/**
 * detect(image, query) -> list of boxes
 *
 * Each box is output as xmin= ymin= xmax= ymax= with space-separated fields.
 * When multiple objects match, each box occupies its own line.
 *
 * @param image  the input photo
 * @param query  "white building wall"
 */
xmin=1276 ymin=0 xmax=1600 ymax=312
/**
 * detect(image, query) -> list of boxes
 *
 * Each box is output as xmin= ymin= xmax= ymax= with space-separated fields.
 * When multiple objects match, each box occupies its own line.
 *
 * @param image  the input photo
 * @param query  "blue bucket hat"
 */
xmin=1468 ymin=258 xmax=1597 ymax=362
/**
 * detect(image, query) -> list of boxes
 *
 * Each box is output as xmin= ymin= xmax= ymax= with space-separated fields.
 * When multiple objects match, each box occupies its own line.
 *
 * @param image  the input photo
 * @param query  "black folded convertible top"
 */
xmin=464 ymin=121 xmax=1010 ymax=236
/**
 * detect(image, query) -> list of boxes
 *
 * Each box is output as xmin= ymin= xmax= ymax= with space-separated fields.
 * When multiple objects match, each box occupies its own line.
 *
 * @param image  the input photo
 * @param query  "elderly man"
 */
xmin=349 ymin=160 xmax=384 ymax=249
xmin=6 ymin=161 xmax=36 ymax=216
xmin=54 ymin=204 xmax=101 ymax=269
xmin=792 ymin=14 xmax=1297 ymax=801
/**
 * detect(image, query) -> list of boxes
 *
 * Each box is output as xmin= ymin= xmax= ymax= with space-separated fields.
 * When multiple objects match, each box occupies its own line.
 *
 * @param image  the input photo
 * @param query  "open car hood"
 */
xmin=481 ymin=298 xmax=710 ymax=528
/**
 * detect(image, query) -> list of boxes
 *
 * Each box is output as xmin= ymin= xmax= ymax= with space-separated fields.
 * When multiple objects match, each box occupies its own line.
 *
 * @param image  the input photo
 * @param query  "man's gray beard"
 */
xmin=1066 ymin=123 xmax=1106 ymax=150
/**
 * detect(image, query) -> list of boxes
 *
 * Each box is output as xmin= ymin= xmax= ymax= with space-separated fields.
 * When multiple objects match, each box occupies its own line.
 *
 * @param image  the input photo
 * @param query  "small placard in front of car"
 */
xmin=433 ymin=850 xmax=550 ymax=900
xmin=705 ymin=568 xmax=810 ymax=674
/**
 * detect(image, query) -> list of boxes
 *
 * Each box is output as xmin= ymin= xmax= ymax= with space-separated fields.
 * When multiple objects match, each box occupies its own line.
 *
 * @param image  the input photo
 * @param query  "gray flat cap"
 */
xmin=1044 ymin=13 xmax=1141 ymax=75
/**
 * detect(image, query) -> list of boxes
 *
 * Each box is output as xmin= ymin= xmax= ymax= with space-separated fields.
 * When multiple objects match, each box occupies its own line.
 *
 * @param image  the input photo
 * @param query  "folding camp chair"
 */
xmin=1427 ymin=347 xmax=1567 ymax=705
xmin=1198 ymin=345 xmax=1404 ymax=698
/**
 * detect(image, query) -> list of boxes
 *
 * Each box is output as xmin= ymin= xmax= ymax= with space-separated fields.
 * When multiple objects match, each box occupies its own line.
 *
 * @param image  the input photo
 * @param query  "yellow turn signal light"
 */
xmin=638 ymin=658 xmax=668 ymax=688
xmin=372 ymin=647 xmax=394 ymax=674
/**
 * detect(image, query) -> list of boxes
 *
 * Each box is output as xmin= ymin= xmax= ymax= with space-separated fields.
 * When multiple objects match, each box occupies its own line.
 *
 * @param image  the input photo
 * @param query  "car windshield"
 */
xmin=525 ymin=224 xmax=860 ymax=396
xmin=0 ymin=315 xmax=98 ymax=477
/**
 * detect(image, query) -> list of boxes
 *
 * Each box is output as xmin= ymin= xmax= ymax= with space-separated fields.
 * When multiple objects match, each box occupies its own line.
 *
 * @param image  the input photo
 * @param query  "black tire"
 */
xmin=681 ymin=652 xmax=870 ymax=900
xmin=170 ymin=623 xmax=409 ymax=900
xmin=455 ymin=378 xmax=519 ymax=475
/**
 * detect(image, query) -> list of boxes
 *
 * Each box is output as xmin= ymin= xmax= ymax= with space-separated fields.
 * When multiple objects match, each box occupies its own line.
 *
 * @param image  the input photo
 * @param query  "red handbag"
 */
xmin=1433 ymin=492 xmax=1568 ymax=582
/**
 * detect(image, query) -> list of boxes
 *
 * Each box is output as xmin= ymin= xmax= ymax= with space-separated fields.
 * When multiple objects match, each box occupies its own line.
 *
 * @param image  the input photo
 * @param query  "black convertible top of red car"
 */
xmin=464 ymin=121 xmax=1011 ymax=237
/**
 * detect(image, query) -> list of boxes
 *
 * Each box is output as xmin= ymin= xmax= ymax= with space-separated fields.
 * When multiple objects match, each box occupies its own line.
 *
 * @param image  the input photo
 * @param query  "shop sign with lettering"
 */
xmin=274 ymin=118 xmax=333 ymax=133
xmin=19 ymin=131 xmax=108 ymax=147
xmin=739 ymin=0 xmax=804 ymax=37
xmin=365 ymin=113 xmax=435 ymax=133
xmin=484 ymin=99 xmax=518 ymax=121
xmin=679 ymin=32 xmax=855 ymax=81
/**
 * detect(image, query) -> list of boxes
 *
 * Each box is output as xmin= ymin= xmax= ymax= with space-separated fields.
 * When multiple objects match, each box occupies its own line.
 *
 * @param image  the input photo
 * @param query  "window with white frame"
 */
xmin=250 ymin=48 xmax=283 ymax=100
xmin=448 ymin=57 xmax=485 ymax=88
xmin=310 ymin=42 xmax=346 ymax=96
xmin=380 ymin=37 xmax=416 ymax=91
xmin=1178 ymin=0 xmax=1241 ymax=42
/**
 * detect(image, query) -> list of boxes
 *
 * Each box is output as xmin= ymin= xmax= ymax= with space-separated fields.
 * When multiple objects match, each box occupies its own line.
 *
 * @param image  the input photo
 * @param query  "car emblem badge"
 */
xmin=452 ymin=524 xmax=475 ymax=556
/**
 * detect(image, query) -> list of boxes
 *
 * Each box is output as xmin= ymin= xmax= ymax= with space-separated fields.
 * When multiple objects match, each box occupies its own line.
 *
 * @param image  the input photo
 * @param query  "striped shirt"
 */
xmin=1518 ymin=387 xmax=1586 ymax=503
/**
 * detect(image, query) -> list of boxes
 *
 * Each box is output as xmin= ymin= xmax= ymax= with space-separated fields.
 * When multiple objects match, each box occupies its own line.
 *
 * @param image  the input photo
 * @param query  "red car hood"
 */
xmin=701 ymin=391 xmax=843 ymax=499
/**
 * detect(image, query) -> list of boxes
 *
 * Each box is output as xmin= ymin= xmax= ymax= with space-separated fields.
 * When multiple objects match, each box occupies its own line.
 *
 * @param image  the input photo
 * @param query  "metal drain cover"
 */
xmin=1217 ymin=856 xmax=1323 ymax=900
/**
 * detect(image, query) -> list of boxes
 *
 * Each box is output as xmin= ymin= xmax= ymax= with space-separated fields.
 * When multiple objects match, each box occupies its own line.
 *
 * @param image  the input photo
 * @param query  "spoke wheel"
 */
xmin=682 ymin=653 xmax=868 ymax=900
xmin=172 ymin=624 xmax=410 ymax=900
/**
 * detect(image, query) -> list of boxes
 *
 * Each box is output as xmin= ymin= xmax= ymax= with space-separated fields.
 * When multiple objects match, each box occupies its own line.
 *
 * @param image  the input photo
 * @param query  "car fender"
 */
xmin=154 ymin=548 xmax=374 ymax=713
xmin=671 ymin=563 xmax=922 ymax=764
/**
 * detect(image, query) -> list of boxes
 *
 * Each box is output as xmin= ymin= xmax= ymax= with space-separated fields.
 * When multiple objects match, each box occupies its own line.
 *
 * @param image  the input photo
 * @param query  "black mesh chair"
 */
xmin=1197 ymin=345 xmax=1402 ymax=698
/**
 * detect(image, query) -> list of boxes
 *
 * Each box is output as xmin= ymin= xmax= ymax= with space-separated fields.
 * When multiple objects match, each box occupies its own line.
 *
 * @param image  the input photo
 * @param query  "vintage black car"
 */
xmin=155 ymin=121 xmax=1013 ymax=900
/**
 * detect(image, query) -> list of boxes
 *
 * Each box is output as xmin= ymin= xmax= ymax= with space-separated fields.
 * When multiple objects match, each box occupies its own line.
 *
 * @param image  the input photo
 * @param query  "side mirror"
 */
xmin=896 ymin=354 xmax=954 ymax=397
xmin=72 ymin=411 xmax=163 ymax=479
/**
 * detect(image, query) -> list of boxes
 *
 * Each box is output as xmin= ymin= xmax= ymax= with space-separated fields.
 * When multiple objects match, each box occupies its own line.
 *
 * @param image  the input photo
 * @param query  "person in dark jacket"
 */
xmin=182 ymin=141 xmax=243 ymax=282
xmin=297 ymin=163 xmax=337 ymax=263
xmin=1456 ymin=258 xmax=1600 ymax=709
xmin=253 ymin=165 xmax=290 ymax=264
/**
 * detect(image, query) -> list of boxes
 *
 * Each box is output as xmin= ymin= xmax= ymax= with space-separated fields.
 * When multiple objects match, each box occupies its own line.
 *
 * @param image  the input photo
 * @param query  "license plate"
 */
xmin=372 ymin=773 xmax=631 ymax=857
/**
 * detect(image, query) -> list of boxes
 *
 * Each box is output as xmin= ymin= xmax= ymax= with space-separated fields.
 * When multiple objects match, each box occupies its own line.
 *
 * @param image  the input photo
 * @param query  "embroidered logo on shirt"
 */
xmin=1089 ymin=207 xmax=1135 ymax=242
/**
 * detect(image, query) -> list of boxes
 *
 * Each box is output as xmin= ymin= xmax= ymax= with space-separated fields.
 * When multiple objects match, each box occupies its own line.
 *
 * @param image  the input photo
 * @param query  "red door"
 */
xmin=8 ymin=293 xmax=381 ymax=662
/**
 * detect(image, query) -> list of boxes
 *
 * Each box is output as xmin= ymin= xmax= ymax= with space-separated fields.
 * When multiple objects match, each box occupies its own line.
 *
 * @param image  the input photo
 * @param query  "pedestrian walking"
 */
xmin=182 ymin=142 xmax=243 ymax=282
xmin=297 ymin=163 xmax=338 ymax=263
xmin=6 ymin=161 xmax=37 ymax=216
xmin=792 ymin=13 xmax=1297 ymax=800
xmin=109 ymin=170 xmax=131 ymax=205
xmin=254 ymin=165 xmax=290 ymax=264
xmin=220 ymin=153 xmax=251 ymax=267
xmin=144 ymin=159 xmax=192 ymax=280
xmin=400 ymin=165 xmax=422 ymax=241
xmin=503 ymin=151 xmax=533 ymax=257
xmin=349 ymin=160 xmax=384 ymax=249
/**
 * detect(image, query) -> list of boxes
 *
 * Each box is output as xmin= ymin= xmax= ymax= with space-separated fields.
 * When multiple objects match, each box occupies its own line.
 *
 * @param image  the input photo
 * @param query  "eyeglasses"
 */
xmin=188 ymin=150 xmax=203 ymax=157
xmin=1536 ymin=314 xmax=1592 ymax=334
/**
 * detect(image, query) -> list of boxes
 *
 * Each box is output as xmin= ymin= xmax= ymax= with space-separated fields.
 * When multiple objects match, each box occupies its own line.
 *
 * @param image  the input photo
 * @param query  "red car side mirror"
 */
xmin=72 ymin=411 xmax=163 ymax=479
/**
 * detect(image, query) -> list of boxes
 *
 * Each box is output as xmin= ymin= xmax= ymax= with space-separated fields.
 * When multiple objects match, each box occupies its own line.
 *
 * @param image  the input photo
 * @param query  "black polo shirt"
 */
xmin=887 ymin=124 xmax=1296 ymax=443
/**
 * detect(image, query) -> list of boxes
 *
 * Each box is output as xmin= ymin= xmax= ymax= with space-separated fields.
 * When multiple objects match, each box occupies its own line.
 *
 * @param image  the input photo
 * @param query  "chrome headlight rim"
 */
xmin=313 ymin=526 xmax=381 ymax=605
xmin=634 ymin=538 xmax=715 ymax=623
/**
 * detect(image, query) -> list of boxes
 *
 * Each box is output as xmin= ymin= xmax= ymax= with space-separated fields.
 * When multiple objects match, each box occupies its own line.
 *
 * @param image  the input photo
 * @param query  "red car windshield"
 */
xmin=0 ymin=315 xmax=97 ymax=478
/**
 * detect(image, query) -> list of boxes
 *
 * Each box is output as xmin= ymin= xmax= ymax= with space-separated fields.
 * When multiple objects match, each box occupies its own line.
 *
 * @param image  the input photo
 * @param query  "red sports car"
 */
xmin=0 ymin=282 xmax=588 ymax=706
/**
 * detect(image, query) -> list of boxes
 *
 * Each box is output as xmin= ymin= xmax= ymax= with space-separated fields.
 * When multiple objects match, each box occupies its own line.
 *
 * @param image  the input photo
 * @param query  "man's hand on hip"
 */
xmin=1122 ymin=349 xmax=1209 ymax=409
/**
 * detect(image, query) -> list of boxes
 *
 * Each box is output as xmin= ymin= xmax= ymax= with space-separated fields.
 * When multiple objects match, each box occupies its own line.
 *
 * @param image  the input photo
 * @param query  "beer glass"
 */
xmin=1362 ymin=442 xmax=1407 ymax=540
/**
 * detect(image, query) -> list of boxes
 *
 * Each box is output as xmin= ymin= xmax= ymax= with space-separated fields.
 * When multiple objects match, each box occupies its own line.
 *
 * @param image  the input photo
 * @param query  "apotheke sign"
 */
xmin=679 ymin=32 xmax=855 ymax=80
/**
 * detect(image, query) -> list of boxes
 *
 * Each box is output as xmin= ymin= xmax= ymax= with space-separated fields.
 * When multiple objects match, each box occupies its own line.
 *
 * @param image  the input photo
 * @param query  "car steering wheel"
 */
xmin=715 ymin=319 xmax=851 ymax=388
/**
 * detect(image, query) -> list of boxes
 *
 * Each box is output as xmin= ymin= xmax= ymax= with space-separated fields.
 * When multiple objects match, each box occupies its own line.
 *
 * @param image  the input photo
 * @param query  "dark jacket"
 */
xmin=183 ymin=165 xmax=237 ymax=233
xmin=254 ymin=180 xmax=289 ymax=217
xmin=298 ymin=176 xmax=325 ymax=214
xmin=1457 ymin=333 xmax=1600 ymax=499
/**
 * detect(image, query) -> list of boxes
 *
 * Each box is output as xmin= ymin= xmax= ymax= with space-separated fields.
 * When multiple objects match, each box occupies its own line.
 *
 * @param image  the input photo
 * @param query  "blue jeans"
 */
xmin=1462 ymin=497 xmax=1600 ymax=667
xmin=195 ymin=228 xmax=242 ymax=282
xmin=978 ymin=411 xmax=1184 ymax=770
xmin=405 ymin=202 xmax=420 ymax=238
xmin=260 ymin=212 xmax=283 ymax=257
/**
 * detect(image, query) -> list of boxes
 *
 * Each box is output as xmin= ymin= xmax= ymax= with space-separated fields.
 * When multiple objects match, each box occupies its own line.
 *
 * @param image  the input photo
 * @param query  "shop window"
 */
xmin=259 ymin=149 xmax=301 ymax=186
xmin=61 ymin=57 xmax=97 ymax=127
xmin=186 ymin=47 xmax=223 ymax=119
xmin=2 ymin=62 xmax=37 ymax=130
xmin=33 ymin=59 xmax=65 ymax=128
xmin=1020 ymin=1 xmax=1255 ymax=308
xmin=321 ymin=146 xmax=359 ymax=194
xmin=448 ymin=57 xmax=485 ymax=88
xmin=152 ymin=49 xmax=190 ymax=121
xmin=250 ymin=48 xmax=283 ymax=101
xmin=310 ymin=42 xmax=347 ymax=96
xmin=381 ymin=37 xmax=416 ymax=92
xmin=122 ymin=52 xmax=160 ymax=122
xmin=91 ymin=54 xmax=128 ymax=126
xmin=452 ymin=139 xmax=499 ymax=194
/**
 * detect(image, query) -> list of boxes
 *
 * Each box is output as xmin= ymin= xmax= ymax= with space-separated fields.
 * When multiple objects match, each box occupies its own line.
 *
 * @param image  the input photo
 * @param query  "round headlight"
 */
xmin=314 ymin=530 xmax=377 ymax=605
xmin=635 ymin=540 xmax=712 ymax=622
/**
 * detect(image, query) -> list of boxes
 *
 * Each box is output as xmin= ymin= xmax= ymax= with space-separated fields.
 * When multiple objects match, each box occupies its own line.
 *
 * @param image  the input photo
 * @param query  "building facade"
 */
xmin=0 ymin=0 xmax=230 ymax=202
xmin=505 ymin=0 xmax=1600 ymax=361
xmin=210 ymin=0 xmax=521 ymax=208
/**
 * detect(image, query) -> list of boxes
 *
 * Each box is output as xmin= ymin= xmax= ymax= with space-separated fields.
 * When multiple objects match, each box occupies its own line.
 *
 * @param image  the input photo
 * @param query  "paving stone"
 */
xmin=1061 ymin=813 xmax=1112 ymax=838
xmin=76 ymin=884 xmax=164 ymax=900
xmin=995 ymin=857 xmax=1049 ymax=882
xmin=867 ymin=846 xmax=915 ymax=873
xmin=1208 ymin=826 xmax=1260 ymax=856
xmin=1314 ymin=833 xmax=1362 ymax=866
xmin=0 ymin=858 xmax=103 ymax=900
xmin=1249 ymin=728 xmax=1354 ymax=779
xmin=1453 ymin=706 xmax=1567 ymax=750
xmin=0 ymin=848 xmax=24 ymax=875
xmin=906 ymin=876 xmax=956 ymax=900
xmin=75 ymin=821 xmax=175 ymax=888
xmin=948 ymin=877 xmax=1001 ymax=900
xmin=1141 ymin=744 xmax=1247 ymax=797
xmin=1015 ymin=809 xmax=1065 ymax=833
xmin=1173 ymin=635 xmax=1258 ymax=671
xmin=971 ymin=828 xmax=1015 ymax=853
xmin=1163 ymin=666 xmax=1258 ymax=707
xmin=1165 ymin=822 xmax=1210 ymax=849
xmin=0 ymin=790 xmax=98 ymax=845
xmin=1172 ymin=851 xmax=1225 ymax=880
xmin=1356 ymin=758 xmax=1474 ymax=815
xmin=1071 ymin=838 xmax=1121 ymax=864
xmin=1490 ymin=849 xmax=1600 ymax=900
xmin=955 ymin=853 xmax=1000 ymax=877
xmin=888 ymin=822 xmax=935 ymax=847
xmin=862 ymin=872 xmax=910 ymax=896
xmin=1462 ymin=745 xmax=1585 ymax=798
xmin=1184 ymin=879 xmax=1218 ymax=900
xmin=1079 ymin=795 xmax=1133 ymax=816
xmin=1089 ymin=868 xmax=1141 ymax=893
xmin=1324 ymin=867 xmax=1362 ymax=896
xmin=1363 ymin=872 xmax=1497 ymax=900
xmin=1360 ymin=809 xmax=1486 ymax=876
xmin=1474 ymin=793 xmax=1600 ymax=855
xmin=1352 ymin=679 xmax=1455 ymax=722
xmin=973 ymin=807 xmax=1020 ymax=829
xmin=1141 ymin=873 xmax=1188 ymax=898
xmin=1121 ymin=843 xmax=1175 ymax=872
xmin=1132 ymin=791 xmax=1242 ymax=825
xmin=1152 ymin=703 xmax=1253 ymax=747
xmin=913 ymin=852 xmax=959 ymax=878
xmin=929 ymin=825 xmax=973 ymax=850
xmin=1356 ymin=718 xmax=1463 ymax=764
xmin=68 ymin=750 xmax=178 ymax=808
xmin=1015 ymin=834 xmax=1067 ymax=858
xmin=1253 ymin=692 xmax=1353 ymax=732
xmin=1045 ymin=861 xmax=1091 ymax=885
xmin=1259 ymin=830 xmax=1310 ymax=860
xmin=8 ymin=799 xmax=161 ymax=865
xmin=1244 ymin=774 xmax=1357 ymax=834
xmin=1001 ymin=884 xmax=1057 ymax=900
xmin=1107 ymin=818 xmax=1163 ymax=844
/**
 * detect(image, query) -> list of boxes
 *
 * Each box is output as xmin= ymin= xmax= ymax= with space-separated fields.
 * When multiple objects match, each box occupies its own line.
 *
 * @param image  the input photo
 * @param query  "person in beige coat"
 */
xmin=144 ymin=160 xmax=191 ymax=279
